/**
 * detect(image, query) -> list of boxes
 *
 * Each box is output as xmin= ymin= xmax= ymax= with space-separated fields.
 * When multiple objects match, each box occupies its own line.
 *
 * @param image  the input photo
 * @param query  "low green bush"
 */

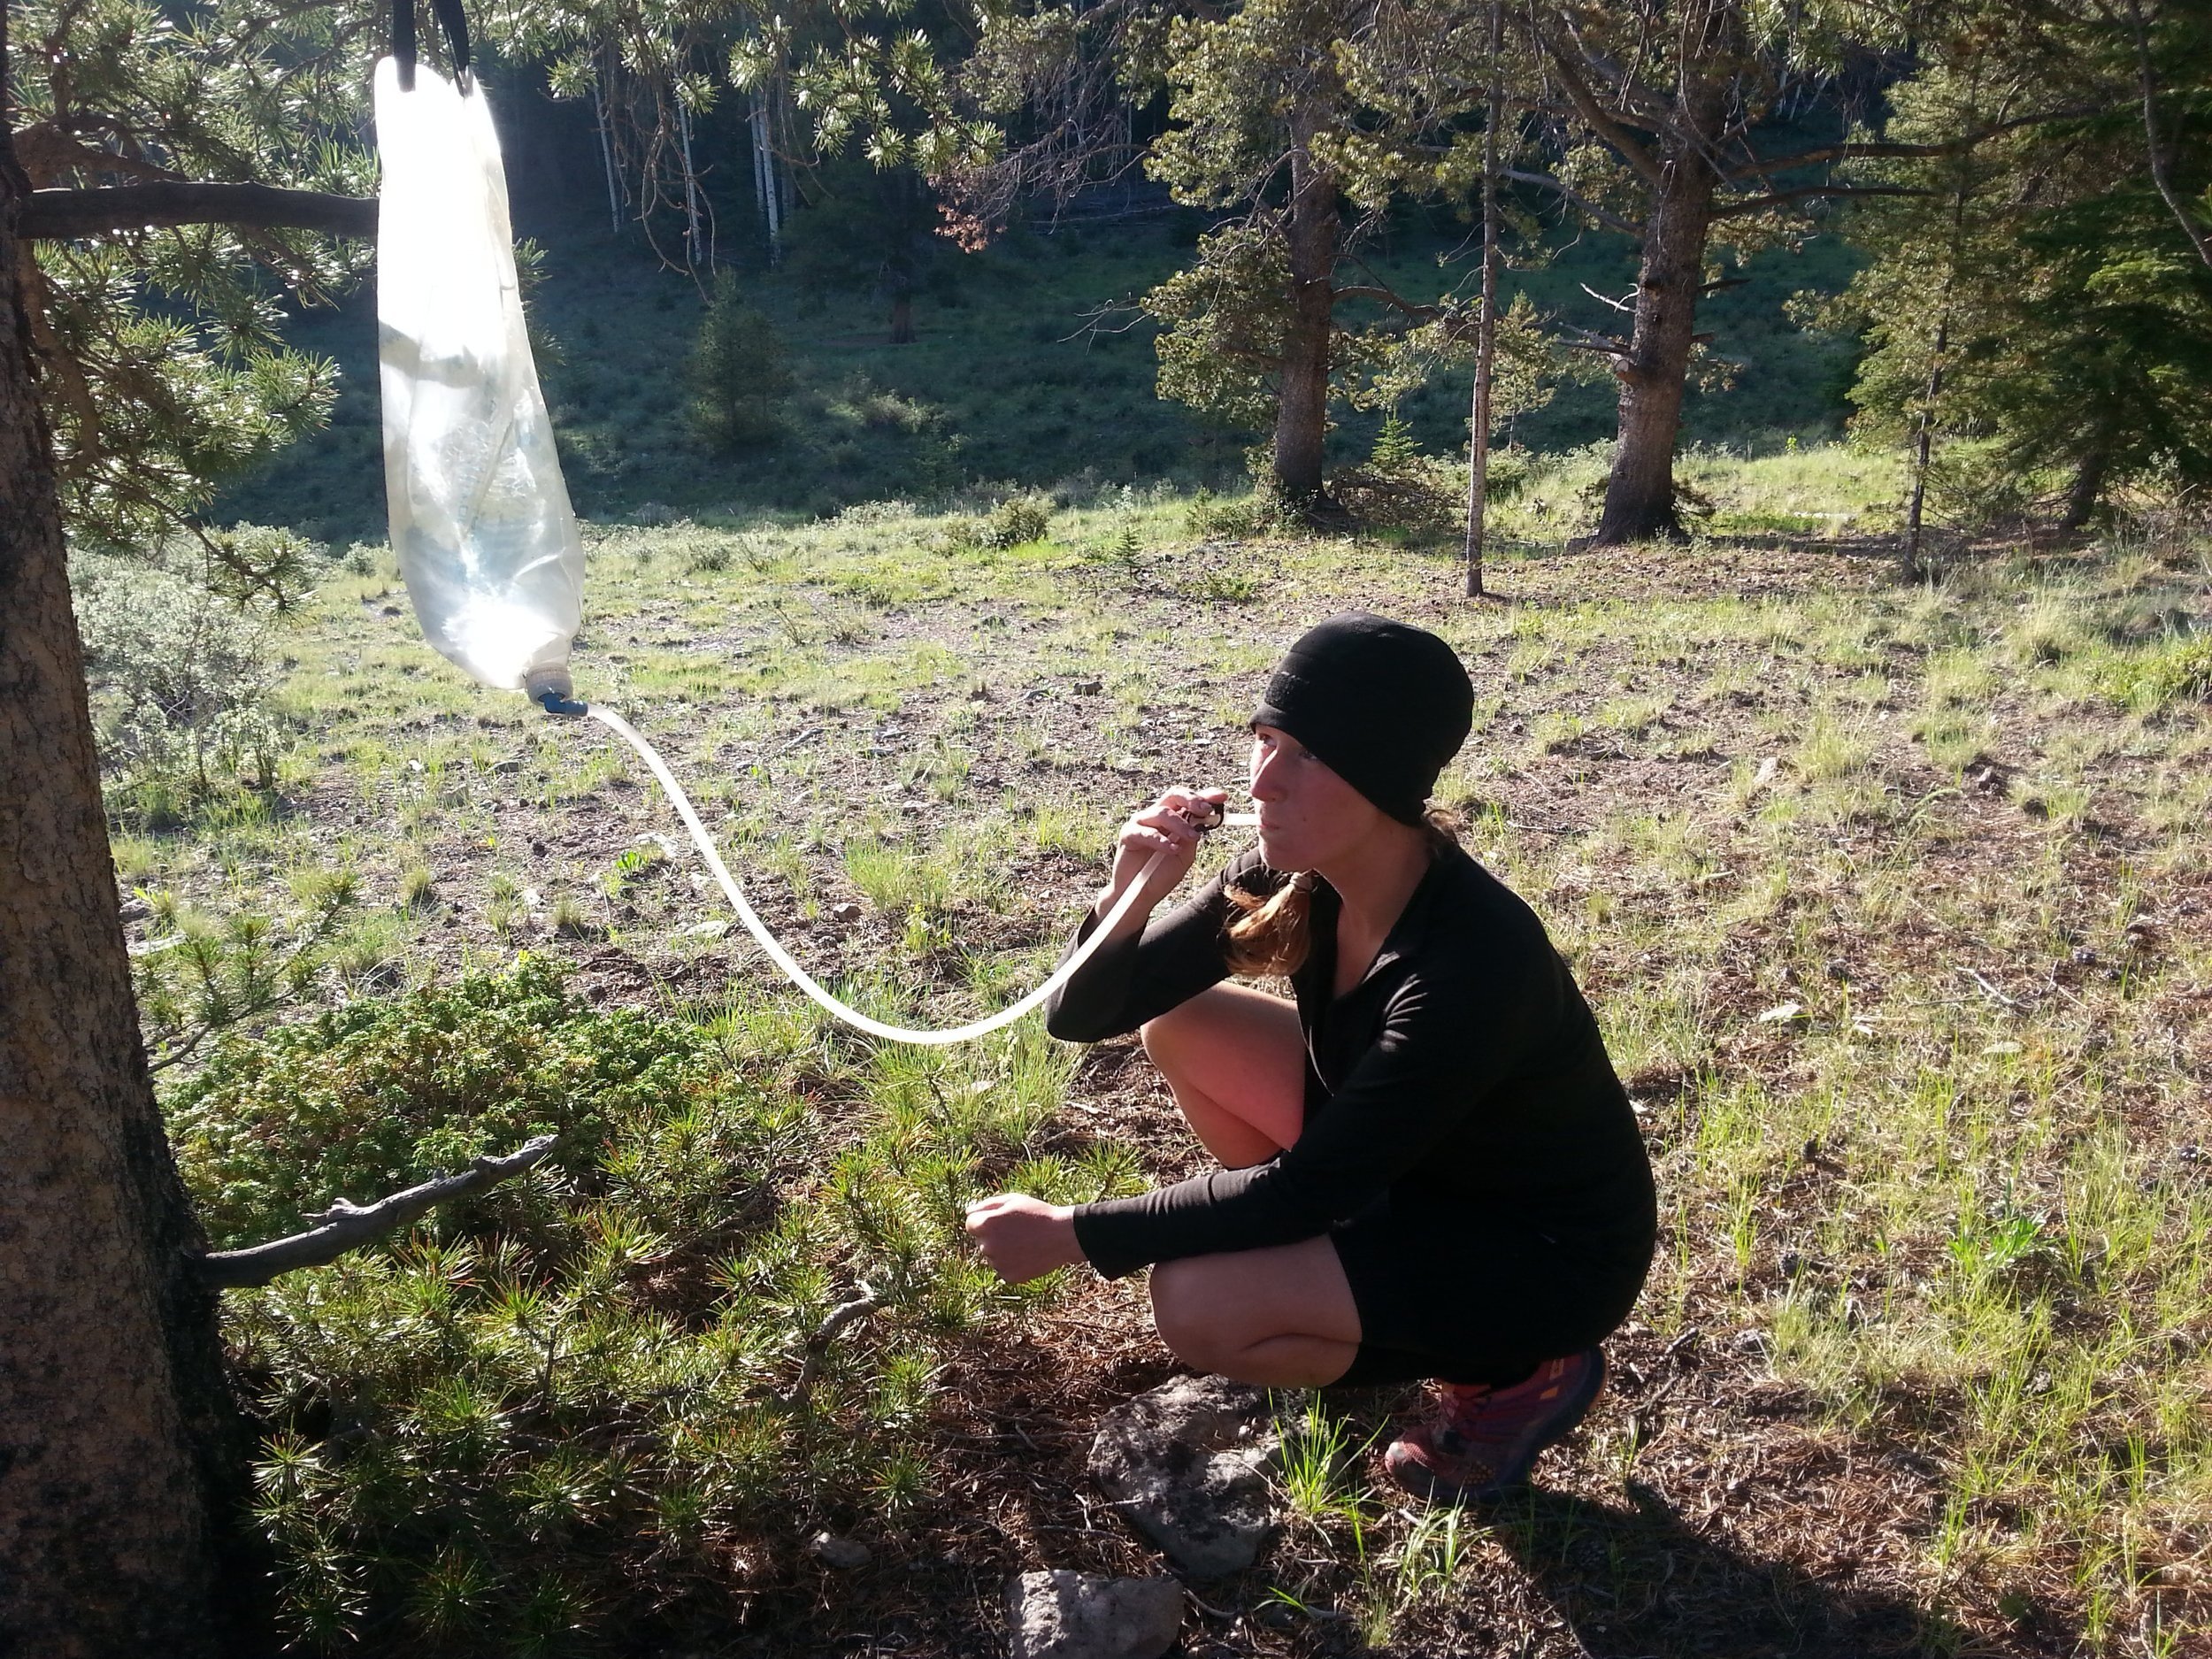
xmin=982 ymin=495 xmax=1051 ymax=549
xmin=168 ymin=955 xmax=741 ymax=1248
xmin=169 ymin=959 xmax=1121 ymax=1655
xmin=2102 ymin=633 xmax=2212 ymax=713
xmin=73 ymin=546 xmax=293 ymax=803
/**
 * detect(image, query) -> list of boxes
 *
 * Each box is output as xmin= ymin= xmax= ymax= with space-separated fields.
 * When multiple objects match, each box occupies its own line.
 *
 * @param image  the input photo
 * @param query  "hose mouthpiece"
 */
xmin=1178 ymin=802 xmax=1259 ymax=833
xmin=537 ymin=688 xmax=588 ymax=718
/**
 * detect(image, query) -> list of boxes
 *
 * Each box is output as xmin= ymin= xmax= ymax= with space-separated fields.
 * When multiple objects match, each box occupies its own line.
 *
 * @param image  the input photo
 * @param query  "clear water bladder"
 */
xmin=376 ymin=58 xmax=584 ymax=701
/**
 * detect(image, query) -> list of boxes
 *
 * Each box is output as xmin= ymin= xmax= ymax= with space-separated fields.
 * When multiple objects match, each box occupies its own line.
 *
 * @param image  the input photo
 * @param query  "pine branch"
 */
xmin=1502 ymin=169 xmax=1644 ymax=237
xmin=193 ymin=1137 xmax=557 ymax=1289
xmin=2126 ymin=0 xmax=2212 ymax=269
xmin=1331 ymin=283 xmax=1443 ymax=320
xmin=1530 ymin=20 xmax=1668 ymax=191
xmin=1722 ymin=140 xmax=1970 ymax=180
xmin=1713 ymin=183 xmax=1927 ymax=218
xmin=787 ymin=1283 xmax=882 ymax=1409
xmin=19 ymin=181 xmax=373 ymax=241
xmin=1722 ymin=106 xmax=2125 ymax=188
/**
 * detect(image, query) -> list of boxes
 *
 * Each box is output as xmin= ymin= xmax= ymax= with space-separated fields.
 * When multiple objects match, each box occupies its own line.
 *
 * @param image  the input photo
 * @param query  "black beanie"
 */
xmin=1251 ymin=613 xmax=1474 ymax=826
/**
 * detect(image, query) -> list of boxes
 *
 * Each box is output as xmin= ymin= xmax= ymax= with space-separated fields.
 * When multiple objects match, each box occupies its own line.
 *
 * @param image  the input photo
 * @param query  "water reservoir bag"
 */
xmin=375 ymin=58 xmax=585 ymax=700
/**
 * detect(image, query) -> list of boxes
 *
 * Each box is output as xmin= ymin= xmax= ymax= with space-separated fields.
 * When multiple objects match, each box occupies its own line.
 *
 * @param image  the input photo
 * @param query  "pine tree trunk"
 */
xmin=1594 ymin=77 xmax=1725 ymax=546
xmin=2061 ymin=443 xmax=2110 ymax=532
xmin=1272 ymin=103 xmax=1339 ymax=513
xmin=0 ymin=110 xmax=249 ymax=1659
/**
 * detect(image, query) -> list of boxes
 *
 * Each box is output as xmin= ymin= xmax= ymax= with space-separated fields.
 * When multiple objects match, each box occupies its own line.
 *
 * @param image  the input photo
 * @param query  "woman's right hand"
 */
xmin=1097 ymin=787 xmax=1229 ymax=926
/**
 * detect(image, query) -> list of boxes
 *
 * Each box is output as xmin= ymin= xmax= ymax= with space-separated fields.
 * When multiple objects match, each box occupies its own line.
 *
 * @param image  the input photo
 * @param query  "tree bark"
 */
xmin=2061 ymin=442 xmax=2110 ymax=532
xmin=1594 ymin=71 xmax=1725 ymax=547
xmin=1272 ymin=99 xmax=1340 ymax=513
xmin=0 ymin=73 xmax=251 ymax=1659
xmin=19 ymin=180 xmax=373 ymax=241
xmin=1465 ymin=0 xmax=1504 ymax=598
xmin=1580 ymin=0 xmax=1741 ymax=549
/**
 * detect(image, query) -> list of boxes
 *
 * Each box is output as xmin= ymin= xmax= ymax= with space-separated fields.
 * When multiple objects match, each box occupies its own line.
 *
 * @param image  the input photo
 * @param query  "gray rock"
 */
xmin=1088 ymin=1375 xmax=1279 ymax=1578
xmin=807 ymin=1532 xmax=870 ymax=1571
xmin=1003 ymin=1571 xmax=1181 ymax=1659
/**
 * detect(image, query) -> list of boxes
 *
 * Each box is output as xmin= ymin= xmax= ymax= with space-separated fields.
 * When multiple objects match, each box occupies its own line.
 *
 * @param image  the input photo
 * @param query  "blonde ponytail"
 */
xmin=1225 ymin=873 xmax=1315 ymax=978
xmin=1224 ymin=809 xmax=1460 ymax=979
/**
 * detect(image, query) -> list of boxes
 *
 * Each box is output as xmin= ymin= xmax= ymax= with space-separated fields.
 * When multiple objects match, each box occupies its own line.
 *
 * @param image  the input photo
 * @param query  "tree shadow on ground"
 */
xmin=1462 ymin=1479 xmax=2040 ymax=1659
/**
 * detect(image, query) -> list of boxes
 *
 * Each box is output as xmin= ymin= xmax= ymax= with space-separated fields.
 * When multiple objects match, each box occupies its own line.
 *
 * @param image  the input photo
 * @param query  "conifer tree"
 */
xmin=1827 ymin=2 xmax=2212 ymax=531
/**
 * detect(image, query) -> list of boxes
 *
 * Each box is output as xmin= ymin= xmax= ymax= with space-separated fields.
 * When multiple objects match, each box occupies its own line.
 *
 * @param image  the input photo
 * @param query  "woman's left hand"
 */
xmin=964 ymin=1193 xmax=1085 ymax=1284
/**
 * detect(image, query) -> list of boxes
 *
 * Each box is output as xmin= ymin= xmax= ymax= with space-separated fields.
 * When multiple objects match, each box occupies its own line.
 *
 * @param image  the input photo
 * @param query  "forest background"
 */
xmin=3 ymin=1 xmax=2212 ymax=1657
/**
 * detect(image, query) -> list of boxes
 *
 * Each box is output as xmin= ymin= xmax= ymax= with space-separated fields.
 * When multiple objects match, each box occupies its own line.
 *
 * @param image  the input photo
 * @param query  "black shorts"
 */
xmin=1327 ymin=1195 xmax=1650 ymax=1388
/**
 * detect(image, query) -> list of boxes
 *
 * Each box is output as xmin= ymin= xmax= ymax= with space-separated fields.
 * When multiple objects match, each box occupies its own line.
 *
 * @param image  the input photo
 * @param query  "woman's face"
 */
xmin=1248 ymin=724 xmax=1386 ymax=872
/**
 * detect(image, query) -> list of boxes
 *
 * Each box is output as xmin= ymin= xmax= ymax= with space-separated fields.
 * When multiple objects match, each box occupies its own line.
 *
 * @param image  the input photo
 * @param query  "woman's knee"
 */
xmin=1148 ymin=1259 xmax=1229 ymax=1370
xmin=1139 ymin=998 xmax=1200 ymax=1071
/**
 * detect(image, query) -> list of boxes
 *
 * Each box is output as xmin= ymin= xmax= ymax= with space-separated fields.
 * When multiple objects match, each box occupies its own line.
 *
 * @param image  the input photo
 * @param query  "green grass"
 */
xmin=84 ymin=457 xmax=2212 ymax=1654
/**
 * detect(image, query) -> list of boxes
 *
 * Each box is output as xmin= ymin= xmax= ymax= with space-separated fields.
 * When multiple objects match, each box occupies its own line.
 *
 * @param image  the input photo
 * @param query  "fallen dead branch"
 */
xmin=194 ymin=1135 xmax=557 ymax=1289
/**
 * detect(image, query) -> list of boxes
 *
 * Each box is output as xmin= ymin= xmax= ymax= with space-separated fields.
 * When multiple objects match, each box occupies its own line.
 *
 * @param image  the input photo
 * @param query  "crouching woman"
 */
xmin=964 ymin=615 xmax=1655 ymax=1502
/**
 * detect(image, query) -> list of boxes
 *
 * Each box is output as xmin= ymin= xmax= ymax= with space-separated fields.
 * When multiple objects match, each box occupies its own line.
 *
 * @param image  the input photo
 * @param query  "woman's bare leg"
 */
xmin=1141 ymin=984 xmax=1306 ymax=1168
xmin=1148 ymin=1236 xmax=1361 ymax=1386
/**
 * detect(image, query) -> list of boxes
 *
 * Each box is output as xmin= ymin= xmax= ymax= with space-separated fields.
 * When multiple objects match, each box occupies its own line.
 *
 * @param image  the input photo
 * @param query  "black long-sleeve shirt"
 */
xmin=1046 ymin=844 xmax=1656 ymax=1280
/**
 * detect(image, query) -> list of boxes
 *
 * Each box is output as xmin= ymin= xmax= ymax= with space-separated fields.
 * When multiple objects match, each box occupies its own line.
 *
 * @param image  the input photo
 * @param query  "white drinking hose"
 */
xmin=583 ymin=703 xmax=1257 ymax=1046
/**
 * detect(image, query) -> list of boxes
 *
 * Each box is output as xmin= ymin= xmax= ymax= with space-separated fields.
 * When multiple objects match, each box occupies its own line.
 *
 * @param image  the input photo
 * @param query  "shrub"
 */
xmin=1330 ymin=414 xmax=1465 ymax=537
xmin=172 ymin=960 xmax=1126 ymax=1655
xmin=167 ymin=956 xmax=737 ymax=1248
xmin=1185 ymin=487 xmax=1286 ymax=539
xmin=687 ymin=273 xmax=795 ymax=452
xmin=982 ymin=495 xmax=1051 ymax=549
xmin=2103 ymin=634 xmax=2212 ymax=713
xmin=828 ymin=377 xmax=939 ymax=435
xmin=73 ymin=548 xmax=290 ymax=797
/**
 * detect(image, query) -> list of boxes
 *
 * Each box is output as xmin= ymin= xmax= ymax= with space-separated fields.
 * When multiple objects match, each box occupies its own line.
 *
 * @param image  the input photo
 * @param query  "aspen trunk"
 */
xmin=1465 ymin=0 xmax=1504 ymax=597
xmin=0 ymin=88 xmax=250 ymax=1659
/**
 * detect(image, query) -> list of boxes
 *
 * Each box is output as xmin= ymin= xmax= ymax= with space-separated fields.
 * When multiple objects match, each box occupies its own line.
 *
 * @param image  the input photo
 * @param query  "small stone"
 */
xmin=1088 ymin=1375 xmax=1279 ymax=1578
xmin=1755 ymin=1001 xmax=1804 ymax=1025
xmin=1003 ymin=1571 xmax=1181 ymax=1659
xmin=493 ymin=757 xmax=523 ymax=775
xmin=531 ymin=840 xmax=548 ymax=857
xmin=1072 ymin=679 xmax=1104 ymax=695
xmin=807 ymin=1532 xmax=870 ymax=1571
xmin=830 ymin=902 xmax=864 ymax=926
xmin=676 ymin=918 xmax=730 ymax=941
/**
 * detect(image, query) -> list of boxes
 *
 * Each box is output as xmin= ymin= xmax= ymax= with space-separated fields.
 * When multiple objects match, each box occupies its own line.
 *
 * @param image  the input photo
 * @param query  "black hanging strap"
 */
xmin=431 ymin=0 xmax=472 ymax=82
xmin=391 ymin=0 xmax=472 ymax=92
xmin=392 ymin=0 xmax=418 ymax=89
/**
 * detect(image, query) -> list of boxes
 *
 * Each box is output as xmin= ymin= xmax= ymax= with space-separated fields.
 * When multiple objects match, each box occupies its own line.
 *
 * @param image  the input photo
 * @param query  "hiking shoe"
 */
xmin=1384 ymin=1348 xmax=1606 ymax=1504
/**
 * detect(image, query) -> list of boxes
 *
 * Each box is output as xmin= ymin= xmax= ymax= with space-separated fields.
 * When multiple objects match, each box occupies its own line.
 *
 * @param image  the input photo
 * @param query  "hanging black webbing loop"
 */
xmin=392 ymin=0 xmax=472 ymax=94
xmin=392 ymin=0 xmax=417 ymax=89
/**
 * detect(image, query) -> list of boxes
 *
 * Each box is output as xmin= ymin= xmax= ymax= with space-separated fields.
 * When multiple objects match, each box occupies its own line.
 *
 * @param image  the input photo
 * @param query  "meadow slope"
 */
xmin=108 ymin=484 xmax=2212 ymax=1655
